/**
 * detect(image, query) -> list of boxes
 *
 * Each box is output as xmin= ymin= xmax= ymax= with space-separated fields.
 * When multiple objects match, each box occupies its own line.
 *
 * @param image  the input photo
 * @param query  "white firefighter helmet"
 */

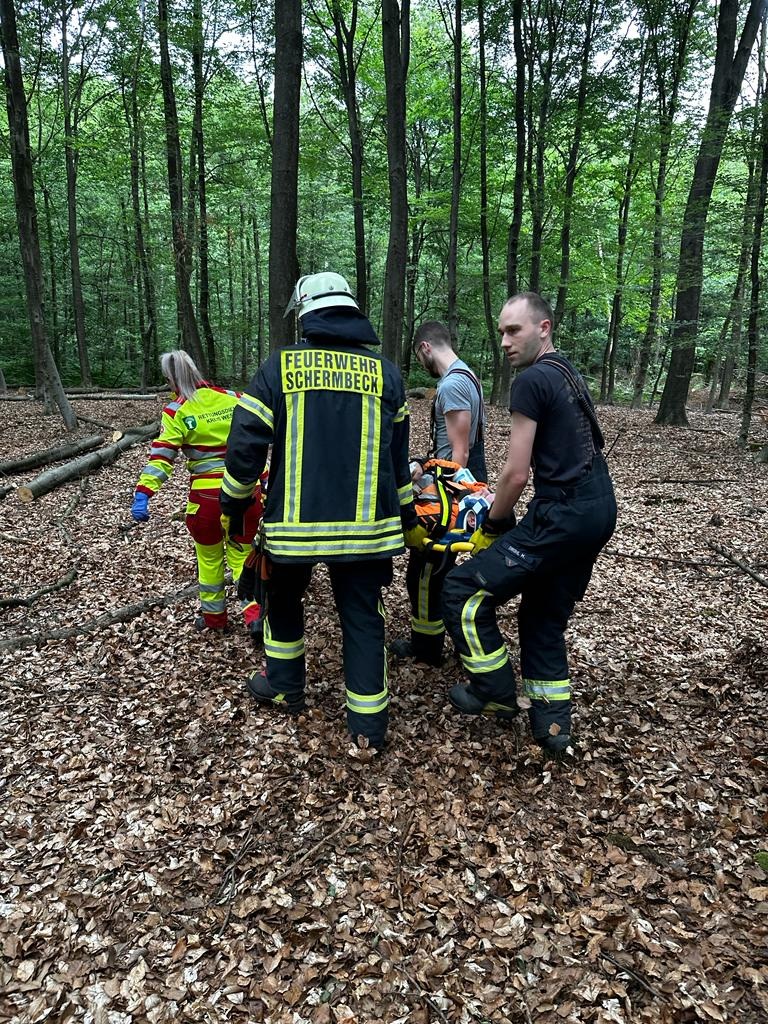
xmin=284 ymin=272 xmax=358 ymax=318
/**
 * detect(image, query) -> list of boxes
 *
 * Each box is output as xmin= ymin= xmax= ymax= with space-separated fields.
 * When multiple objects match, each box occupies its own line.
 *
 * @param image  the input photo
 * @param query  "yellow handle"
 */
xmin=423 ymin=539 xmax=475 ymax=554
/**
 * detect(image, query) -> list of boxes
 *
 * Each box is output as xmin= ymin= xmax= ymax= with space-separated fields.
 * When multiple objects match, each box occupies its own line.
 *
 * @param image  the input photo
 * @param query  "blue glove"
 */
xmin=131 ymin=492 xmax=150 ymax=522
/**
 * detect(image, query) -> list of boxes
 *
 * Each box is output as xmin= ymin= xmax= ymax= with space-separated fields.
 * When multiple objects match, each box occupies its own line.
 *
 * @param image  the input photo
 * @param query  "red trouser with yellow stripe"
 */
xmin=185 ymin=489 xmax=263 ymax=628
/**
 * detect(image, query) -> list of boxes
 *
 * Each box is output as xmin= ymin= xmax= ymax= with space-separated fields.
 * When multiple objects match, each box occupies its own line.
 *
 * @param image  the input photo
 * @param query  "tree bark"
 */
xmin=252 ymin=209 xmax=265 ymax=367
xmin=17 ymin=421 xmax=159 ymax=502
xmin=656 ymin=0 xmax=765 ymax=426
xmin=0 ymin=434 xmax=104 ymax=476
xmin=192 ymin=0 xmax=216 ymax=377
xmin=446 ymin=0 xmax=462 ymax=347
xmin=157 ymin=0 xmax=207 ymax=371
xmin=0 ymin=0 xmax=76 ymax=430
xmin=478 ymin=0 xmax=501 ymax=401
xmin=60 ymin=0 xmax=92 ymax=386
xmin=632 ymin=0 xmax=697 ymax=408
xmin=381 ymin=0 xmax=410 ymax=365
xmin=269 ymin=0 xmax=302 ymax=351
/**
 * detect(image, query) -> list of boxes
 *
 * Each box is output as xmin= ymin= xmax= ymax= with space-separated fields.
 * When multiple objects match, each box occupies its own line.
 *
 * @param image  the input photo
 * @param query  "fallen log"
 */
xmin=16 ymin=421 xmax=159 ymax=503
xmin=69 ymin=394 xmax=164 ymax=401
xmin=0 ymin=484 xmax=14 ymax=500
xmin=0 ymin=434 xmax=104 ymax=477
xmin=0 ymin=568 xmax=77 ymax=610
xmin=0 ymin=582 xmax=197 ymax=651
xmin=709 ymin=542 xmax=768 ymax=589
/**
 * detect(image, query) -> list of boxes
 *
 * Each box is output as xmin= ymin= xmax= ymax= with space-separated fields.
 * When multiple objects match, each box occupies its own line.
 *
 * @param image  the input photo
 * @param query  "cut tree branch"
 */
xmin=0 ymin=568 xmax=77 ymax=609
xmin=0 ymin=434 xmax=104 ymax=476
xmin=17 ymin=421 xmax=158 ymax=502
xmin=0 ymin=582 xmax=197 ymax=651
xmin=709 ymin=543 xmax=768 ymax=589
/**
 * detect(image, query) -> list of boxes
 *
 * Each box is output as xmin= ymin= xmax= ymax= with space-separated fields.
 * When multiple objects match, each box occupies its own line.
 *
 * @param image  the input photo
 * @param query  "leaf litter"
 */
xmin=0 ymin=398 xmax=767 ymax=1023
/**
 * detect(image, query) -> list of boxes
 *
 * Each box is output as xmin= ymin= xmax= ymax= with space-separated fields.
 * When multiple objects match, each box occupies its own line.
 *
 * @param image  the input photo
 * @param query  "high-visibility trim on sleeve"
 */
xmin=237 ymin=392 xmax=274 ymax=430
xmin=221 ymin=469 xmax=257 ymax=500
xmin=397 ymin=482 xmax=413 ymax=505
xmin=394 ymin=402 xmax=409 ymax=424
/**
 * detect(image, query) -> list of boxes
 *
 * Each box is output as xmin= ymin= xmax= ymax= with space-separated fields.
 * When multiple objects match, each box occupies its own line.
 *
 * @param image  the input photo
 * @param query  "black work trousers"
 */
xmin=442 ymin=457 xmax=616 ymax=742
xmin=405 ymin=547 xmax=458 ymax=663
xmin=264 ymin=558 xmax=393 ymax=746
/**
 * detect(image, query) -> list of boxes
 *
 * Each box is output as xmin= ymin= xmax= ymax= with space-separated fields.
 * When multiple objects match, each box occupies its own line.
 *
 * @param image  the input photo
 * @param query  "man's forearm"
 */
xmin=490 ymin=466 xmax=527 ymax=521
xmin=451 ymin=443 xmax=469 ymax=467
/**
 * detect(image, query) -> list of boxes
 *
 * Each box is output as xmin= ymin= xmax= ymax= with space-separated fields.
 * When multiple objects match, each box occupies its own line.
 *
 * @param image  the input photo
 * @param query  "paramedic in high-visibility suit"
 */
xmin=220 ymin=273 xmax=420 ymax=750
xmin=130 ymin=349 xmax=264 ymax=637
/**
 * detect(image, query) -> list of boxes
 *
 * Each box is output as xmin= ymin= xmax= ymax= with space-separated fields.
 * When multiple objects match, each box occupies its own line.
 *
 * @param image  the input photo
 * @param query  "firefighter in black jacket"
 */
xmin=443 ymin=292 xmax=617 ymax=754
xmin=220 ymin=272 xmax=420 ymax=750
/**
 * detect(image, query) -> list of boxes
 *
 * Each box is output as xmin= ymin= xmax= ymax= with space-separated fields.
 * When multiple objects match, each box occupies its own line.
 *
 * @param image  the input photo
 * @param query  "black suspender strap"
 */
xmin=429 ymin=367 xmax=485 ymax=457
xmin=535 ymin=354 xmax=605 ymax=451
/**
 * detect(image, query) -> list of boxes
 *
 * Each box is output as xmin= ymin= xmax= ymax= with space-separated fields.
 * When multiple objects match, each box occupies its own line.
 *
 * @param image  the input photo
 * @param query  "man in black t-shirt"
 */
xmin=442 ymin=292 xmax=617 ymax=754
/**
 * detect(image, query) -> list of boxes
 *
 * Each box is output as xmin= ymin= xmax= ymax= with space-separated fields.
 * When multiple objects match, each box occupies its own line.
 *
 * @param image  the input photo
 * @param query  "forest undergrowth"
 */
xmin=0 ymin=396 xmax=767 ymax=1024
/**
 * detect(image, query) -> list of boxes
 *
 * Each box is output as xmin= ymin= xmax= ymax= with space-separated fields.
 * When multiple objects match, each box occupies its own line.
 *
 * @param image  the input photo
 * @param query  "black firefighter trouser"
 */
xmin=263 ymin=558 xmax=393 ymax=746
xmin=405 ymin=547 xmax=458 ymax=663
xmin=442 ymin=458 xmax=617 ymax=743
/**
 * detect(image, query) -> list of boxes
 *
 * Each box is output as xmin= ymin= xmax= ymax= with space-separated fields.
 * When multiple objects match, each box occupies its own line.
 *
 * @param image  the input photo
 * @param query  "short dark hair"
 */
xmin=413 ymin=320 xmax=451 ymax=352
xmin=505 ymin=292 xmax=554 ymax=325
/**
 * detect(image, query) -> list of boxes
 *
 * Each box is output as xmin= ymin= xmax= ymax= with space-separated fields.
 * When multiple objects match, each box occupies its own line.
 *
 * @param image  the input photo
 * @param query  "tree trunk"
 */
xmin=157 ymin=0 xmax=207 ymax=371
xmin=526 ymin=6 xmax=555 ymax=293
xmin=381 ymin=0 xmax=410 ymax=365
xmin=656 ymin=0 xmax=765 ymax=426
xmin=60 ymin=1 xmax=91 ymax=386
xmin=330 ymin=0 xmax=368 ymax=314
xmin=478 ymin=0 xmax=501 ymax=401
xmin=41 ymin=184 xmax=60 ymax=368
xmin=0 ymin=434 xmax=104 ymax=475
xmin=192 ymin=0 xmax=216 ymax=377
xmin=602 ymin=42 xmax=646 ymax=404
xmin=269 ymin=0 xmax=302 ymax=351
xmin=631 ymin=1 xmax=696 ymax=408
xmin=740 ymin=28 xmax=768 ymax=446
xmin=446 ymin=0 xmax=462 ymax=347
xmin=0 ymin=0 xmax=76 ymax=429
xmin=252 ymin=209 xmax=265 ymax=367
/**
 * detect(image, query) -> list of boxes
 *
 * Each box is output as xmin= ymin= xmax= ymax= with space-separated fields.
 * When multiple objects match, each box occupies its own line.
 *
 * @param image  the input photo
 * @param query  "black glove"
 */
xmin=220 ymin=509 xmax=245 ymax=540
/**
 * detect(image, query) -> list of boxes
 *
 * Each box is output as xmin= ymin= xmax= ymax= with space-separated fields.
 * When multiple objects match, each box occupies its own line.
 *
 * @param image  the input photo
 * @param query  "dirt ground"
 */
xmin=0 ymin=396 xmax=767 ymax=1024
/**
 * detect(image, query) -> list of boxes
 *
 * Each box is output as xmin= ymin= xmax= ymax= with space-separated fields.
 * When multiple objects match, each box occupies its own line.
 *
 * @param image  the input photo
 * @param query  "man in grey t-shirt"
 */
xmin=389 ymin=321 xmax=487 ymax=666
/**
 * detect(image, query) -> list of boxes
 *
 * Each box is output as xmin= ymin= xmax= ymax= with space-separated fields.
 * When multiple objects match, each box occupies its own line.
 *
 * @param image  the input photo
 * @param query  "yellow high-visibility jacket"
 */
xmin=135 ymin=384 xmax=242 ymax=498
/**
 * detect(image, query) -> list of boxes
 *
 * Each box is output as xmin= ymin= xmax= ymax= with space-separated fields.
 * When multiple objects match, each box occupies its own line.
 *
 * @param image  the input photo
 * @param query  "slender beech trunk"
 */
xmin=239 ymin=205 xmax=248 ymax=378
xmin=227 ymin=220 xmax=236 ymax=378
xmin=478 ymin=0 xmax=501 ymax=400
xmin=244 ymin=211 xmax=253 ymax=381
xmin=252 ymin=210 xmax=264 ymax=367
xmin=446 ymin=0 xmax=462 ymax=346
xmin=381 ymin=0 xmax=410 ymax=364
xmin=41 ymin=183 xmax=60 ymax=367
xmin=157 ymin=0 xmax=206 ymax=370
xmin=553 ymin=0 xmax=596 ymax=331
xmin=330 ymin=0 xmax=368 ymax=314
xmin=740 ymin=27 xmax=768 ymax=445
xmin=61 ymin=1 xmax=91 ymax=384
xmin=656 ymin=0 xmax=765 ymax=426
xmin=269 ymin=0 xmax=302 ymax=350
xmin=0 ymin=0 xmax=76 ymax=428
xmin=632 ymin=0 xmax=696 ymax=408
xmin=601 ymin=44 xmax=646 ymax=404
xmin=192 ymin=0 xmax=216 ymax=376
xmin=526 ymin=7 xmax=556 ymax=292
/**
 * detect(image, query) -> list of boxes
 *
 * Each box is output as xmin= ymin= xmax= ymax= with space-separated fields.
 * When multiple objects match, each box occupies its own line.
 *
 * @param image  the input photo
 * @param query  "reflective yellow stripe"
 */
xmin=265 ymin=536 xmax=403 ymax=558
xmin=460 ymin=645 xmax=509 ymax=674
xmin=523 ymin=678 xmax=571 ymax=701
xmin=264 ymin=518 xmax=401 ymax=537
xmin=397 ymin=482 xmax=412 ymax=505
xmin=237 ymin=393 xmax=274 ymax=430
xmin=394 ymin=402 xmax=409 ymax=423
xmin=346 ymin=686 xmax=388 ymax=714
xmin=264 ymin=619 xmax=305 ymax=661
xmin=221 ymin=469 xmax=254 ymax=499
xmin=418 ymin=561 xmax=434 ymax=621
xmin=460 ymin=590 xmax=491 ymax=659
xmin=411 ymin=615 xmax=444 ymax=636
xmin=285 ymin=393 xmax=305 ymax=523
xmin=356 ymin=395 xmax=372 ymax=520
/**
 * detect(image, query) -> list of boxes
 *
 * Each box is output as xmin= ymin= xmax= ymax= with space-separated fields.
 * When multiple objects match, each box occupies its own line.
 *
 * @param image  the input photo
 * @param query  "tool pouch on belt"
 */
xmin=237 ymin=532 xmax=271 ymax=604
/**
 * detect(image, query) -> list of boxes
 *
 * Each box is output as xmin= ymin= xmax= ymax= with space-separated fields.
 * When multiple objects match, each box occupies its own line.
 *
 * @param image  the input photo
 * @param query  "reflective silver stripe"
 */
xmin=411 ymin=615 xmax=444 ymax=636
xmin=394 ymin=402 xmax=409 ymax=423
xmin=359 ymin=395 xmax=378 ymax=521
xmin=266 ymin=536 xmax=403 ymax=557
xmin=397 ymin=482 xmax=412 ymax=505
xmin=346 ymin=687 xmax=388 ymax=714
xmin=263 ymin=518 xmax=401 ymax=537
xmin=200 ymin=597 xmax=226 ymax=612
xmin=460 ymin=646 xmax=509 ymax=674
xmin=523 ymin=678 xmax=571 ymax=701
xmin=286 ymin=394 xmax=301 ymax=523
xmin=238 ymin=393 xmax=274 ymax=429
xmin=185 ymin=447 xmax=225 ymax=460
xmin=189 ymin=458 xmax=226 ymax=474
xmin=222 ymin=470 xmax=255 ymax=499
xmin=142 ymin=465 xmax=171 ymax=481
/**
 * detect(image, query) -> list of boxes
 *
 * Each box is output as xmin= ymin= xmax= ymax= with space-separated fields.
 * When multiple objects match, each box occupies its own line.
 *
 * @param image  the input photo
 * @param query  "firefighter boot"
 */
xmin=246 ymin=670 xmax=306 ymax=714
xmin=388 ymin=637 xmax=443 ymax=668
xmin=448 ymin=683 xmax=518 ymax=721
xmin=528 ymin=699 xmax=572 ymax=756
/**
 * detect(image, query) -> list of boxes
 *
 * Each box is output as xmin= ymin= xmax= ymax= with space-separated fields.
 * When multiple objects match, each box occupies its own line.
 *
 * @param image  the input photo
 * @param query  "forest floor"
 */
xmin=0 ymin=395 xmax=767 ymax=1024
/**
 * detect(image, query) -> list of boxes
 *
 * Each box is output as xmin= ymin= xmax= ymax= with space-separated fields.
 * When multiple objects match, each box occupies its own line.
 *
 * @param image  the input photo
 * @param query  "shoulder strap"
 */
xmin=442 ymin=366 xmax=485 ymax=440
xmin=536 ymin=354 xmax=605 ymax=450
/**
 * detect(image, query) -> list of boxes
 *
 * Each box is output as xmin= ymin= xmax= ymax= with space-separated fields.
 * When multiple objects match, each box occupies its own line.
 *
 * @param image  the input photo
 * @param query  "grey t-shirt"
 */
xmin=432 ymin=359 xmax=484 ymax=461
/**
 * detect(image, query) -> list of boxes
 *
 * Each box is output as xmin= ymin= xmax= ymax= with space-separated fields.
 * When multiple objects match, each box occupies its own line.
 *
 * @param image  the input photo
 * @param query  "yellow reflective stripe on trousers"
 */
xmin=346 ymin=686 xmax=388 ymax=714
xmin=460 ymin=644 xmax=509 ymax=674
xmin=284 ymin=393 xmax=305 ymax=523
xmin=523 ymin=678 xmax=571 ymax=701
xmin=418 ymin=561 xmax=434 ymax=621
xmin=264 ymin=619 xmax=305 ymax=660
xmin=411 ymin=615 xmax=444 ymax=636
xmin=356 ymin=394 xmax=381 ymax=521
xmin=460 ymin=590 xmax=491 ymax=658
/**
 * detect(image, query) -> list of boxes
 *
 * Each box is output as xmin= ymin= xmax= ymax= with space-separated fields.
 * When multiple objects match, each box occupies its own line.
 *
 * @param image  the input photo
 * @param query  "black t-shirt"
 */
xmin=508 ymin=354 xmax=596 ymax=486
